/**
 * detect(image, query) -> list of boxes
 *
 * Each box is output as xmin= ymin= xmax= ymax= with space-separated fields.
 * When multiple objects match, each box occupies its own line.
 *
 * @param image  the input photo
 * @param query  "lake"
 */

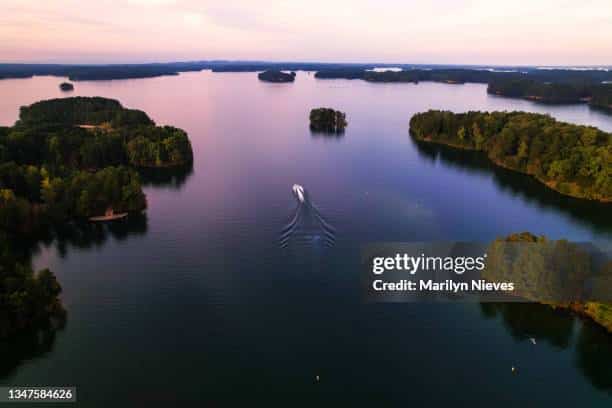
xmin=1 ymin=71 xmax=612 ymax=406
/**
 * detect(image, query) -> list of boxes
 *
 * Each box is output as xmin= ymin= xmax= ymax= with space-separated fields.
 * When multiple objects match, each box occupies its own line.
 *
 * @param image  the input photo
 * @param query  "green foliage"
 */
xmin=0 ymin=233 xmax=65 ymax=339
xmin=40 ymin=166 xmax=146 ymax=219
xmin=410 ymin=110 xmax=612 ymax=201
xmin=484 ymin=232 xmax=612 ymax=333
xmin=485 ymin=232 xmax=592 ymax=302
xmin=125 ymin=126 xmax=192 ymax=167
xmin=309 ymin=108 xmax=347 ymax=133
xmin=0 ymin=97 xmax=192 ymax=228
xmin=18 ymin=97 xmax=153 ymax=127
xmin=0 ymin=98 xmax=190 ymax=339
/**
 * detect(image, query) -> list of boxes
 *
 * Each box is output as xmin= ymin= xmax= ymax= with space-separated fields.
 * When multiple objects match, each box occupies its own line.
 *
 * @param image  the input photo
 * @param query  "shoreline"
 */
xmin=412 ymin=135 xmax=611 ymax=203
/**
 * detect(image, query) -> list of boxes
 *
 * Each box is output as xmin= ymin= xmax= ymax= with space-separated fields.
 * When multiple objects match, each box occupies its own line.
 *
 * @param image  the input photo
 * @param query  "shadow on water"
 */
xmin=411 ymin=139 xmax=612 ymax=235
xmin=0 ymin=214 xmax=147 ymax=380
xmin=17 ymin=212 xmax=149 ymax=260
xmin=0 ymin=159 xmax=191 ymax=379
xmin=309 ymin=128 xmax=345 ymax=140
xmin=138 ymin=162 xmax=194 ymax=189
xmin=576 ymin=322 xmax=612 ymax=393
xmin=481 ymin=303 xmax=612 ymax=394
xmin=0 ymin=317 xmax=66 ymax=379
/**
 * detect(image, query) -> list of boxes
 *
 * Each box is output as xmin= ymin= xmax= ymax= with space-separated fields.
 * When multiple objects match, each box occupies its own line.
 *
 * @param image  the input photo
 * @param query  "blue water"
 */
xmin=0 ymin=71 xmax=611 ymax=406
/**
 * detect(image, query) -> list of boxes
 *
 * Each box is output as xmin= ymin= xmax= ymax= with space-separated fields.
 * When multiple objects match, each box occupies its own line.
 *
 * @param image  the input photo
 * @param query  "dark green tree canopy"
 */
xmin=410 ymin=110 xmax=612 ymax=202
xmin=0 ymin=97 xmax=193 ymax=229
xmin=310 ymin=108 xmax=347 ymax=134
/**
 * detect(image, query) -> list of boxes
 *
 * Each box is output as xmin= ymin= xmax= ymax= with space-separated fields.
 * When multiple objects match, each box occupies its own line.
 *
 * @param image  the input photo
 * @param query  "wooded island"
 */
xmin=309 ymin=108 xmax=347 ymax=134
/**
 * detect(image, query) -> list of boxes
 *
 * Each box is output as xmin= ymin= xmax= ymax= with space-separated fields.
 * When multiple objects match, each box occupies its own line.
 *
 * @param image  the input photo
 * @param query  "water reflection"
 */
xmin=31 ymin=213 xmax=149 ymax=259
xmin=576 ymin=323 xmax=612 ymax=393
xmin=0 ymin=320 xmax=65 ymax=379
xmin=481 ymin=303 xmax=574 ymax=349
xmin=412 ymin=139 xmax=612 ymax=235
xmin=310 ymin=128 xmax=345 ymax=140
xmin=138 ymin=163 xmax=194 ymax=189
xmin=481 ymin=302 xmax=612 ymax=394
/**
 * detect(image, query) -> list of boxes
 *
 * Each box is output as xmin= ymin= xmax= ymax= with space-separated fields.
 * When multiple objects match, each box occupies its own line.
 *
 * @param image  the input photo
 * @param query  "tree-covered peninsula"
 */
xmin=485 ymin=232 xmax=612 ymax=332
xmin=309 ymin=108 xmax=347 ymax=134
xmin=0 ymin=97 xmax=193 ymax=231
xmin=0 ymin=97 xmax=193 ymax=339
xmin=409 ymin=110 xmax=612 ymax=202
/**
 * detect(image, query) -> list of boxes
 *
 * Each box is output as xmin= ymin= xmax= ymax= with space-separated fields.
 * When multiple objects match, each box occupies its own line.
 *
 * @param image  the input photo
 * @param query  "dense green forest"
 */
xmin=485 ymin=232 xmax=612 ymax=332
xmin=309 ymin=108 xmax=347 ymax=133
xmin=409 ymin=110 xmax=612 ymax=201
xmin=0 ymin=97 xmax=193 ymax=338
xmin=0 ymin=97 xmax=192 ymax=231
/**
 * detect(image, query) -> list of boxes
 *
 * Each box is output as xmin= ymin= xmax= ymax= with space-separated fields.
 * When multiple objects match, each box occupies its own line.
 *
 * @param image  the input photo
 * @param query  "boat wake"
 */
xmin=280 ymin=185 xmax=336 ymax=249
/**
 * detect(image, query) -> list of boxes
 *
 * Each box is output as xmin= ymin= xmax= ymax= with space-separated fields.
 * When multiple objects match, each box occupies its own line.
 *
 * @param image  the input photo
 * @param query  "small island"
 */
xmin=409 ymin=110 xmax=612 ymax=202
xmin=257 ymin=70 xmax=296 ymax=83
xmin=59 ymin=82 xmax=74 ymax=91
xmin=309 ymin=108 xmax=347 ymax=134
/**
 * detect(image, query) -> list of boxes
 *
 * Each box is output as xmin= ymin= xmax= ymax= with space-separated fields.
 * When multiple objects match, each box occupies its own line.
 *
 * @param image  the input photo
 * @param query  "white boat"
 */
xmin=292 ymin=184 xmax=305 ymax=202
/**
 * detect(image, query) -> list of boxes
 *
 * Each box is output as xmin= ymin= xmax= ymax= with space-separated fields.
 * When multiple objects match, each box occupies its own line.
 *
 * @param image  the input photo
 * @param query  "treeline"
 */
xmin=0 ymin=234 xmax=65 ymax=339
xmin=315 ymin=68 xmax=492 ymax=83
xmin=257 ymin=70 xmax=296 ymax=83
xmin=315 ymin=67 xmax=612 ymax=84
xmin=409 ymin=110 xmax=612 ymax=201
xmin=0 ymin=97 xmax=192 ymax=230
xmin=0 ymin=63 xmax=205 ymax=81
xmin=487 ymin=78 xmax=611 ymax=106
xmin=314 ymin=68 xmax=612 ymax=114
xmin=0 ymin=62 xmax=377 ymax=80
xmin=18 ymin=97 xmax=154 ymax=127
xmin=485 ymin=232 xmax=612 ymax=332
xmin=591 ymin=84 xmax=612 ymax=112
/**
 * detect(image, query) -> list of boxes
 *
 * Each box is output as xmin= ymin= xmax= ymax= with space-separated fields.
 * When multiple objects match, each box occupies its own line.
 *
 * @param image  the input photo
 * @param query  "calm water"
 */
xmin=1 ymin=72 xmax=612 ymax=406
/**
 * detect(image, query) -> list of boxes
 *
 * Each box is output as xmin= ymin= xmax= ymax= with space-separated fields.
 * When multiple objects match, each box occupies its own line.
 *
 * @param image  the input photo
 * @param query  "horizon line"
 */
xmin=1 ymin=59 xmax=612 ymax=69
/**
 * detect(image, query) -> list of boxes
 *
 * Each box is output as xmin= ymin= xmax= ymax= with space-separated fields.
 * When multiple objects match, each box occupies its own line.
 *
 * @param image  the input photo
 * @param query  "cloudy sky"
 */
xmin=1 ymin=0 xmax=611 ymax=65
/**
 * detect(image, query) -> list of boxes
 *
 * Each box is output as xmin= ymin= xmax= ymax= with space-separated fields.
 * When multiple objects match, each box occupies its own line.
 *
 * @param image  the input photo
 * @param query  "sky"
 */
xmin=1 ymin=0 xmax=611 ymax=66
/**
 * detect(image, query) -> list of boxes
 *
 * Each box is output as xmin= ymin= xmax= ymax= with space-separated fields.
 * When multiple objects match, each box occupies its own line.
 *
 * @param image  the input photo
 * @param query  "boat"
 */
xmin=89 ymin=208 xmax=128 ymax=222
xmin=292 ymin=184 xmax=305 ymax=202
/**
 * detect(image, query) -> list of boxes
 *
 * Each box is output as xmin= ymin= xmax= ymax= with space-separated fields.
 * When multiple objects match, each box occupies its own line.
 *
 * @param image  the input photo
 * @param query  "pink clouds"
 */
xmin=1 ymin=0 xmax=611 ymax=65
